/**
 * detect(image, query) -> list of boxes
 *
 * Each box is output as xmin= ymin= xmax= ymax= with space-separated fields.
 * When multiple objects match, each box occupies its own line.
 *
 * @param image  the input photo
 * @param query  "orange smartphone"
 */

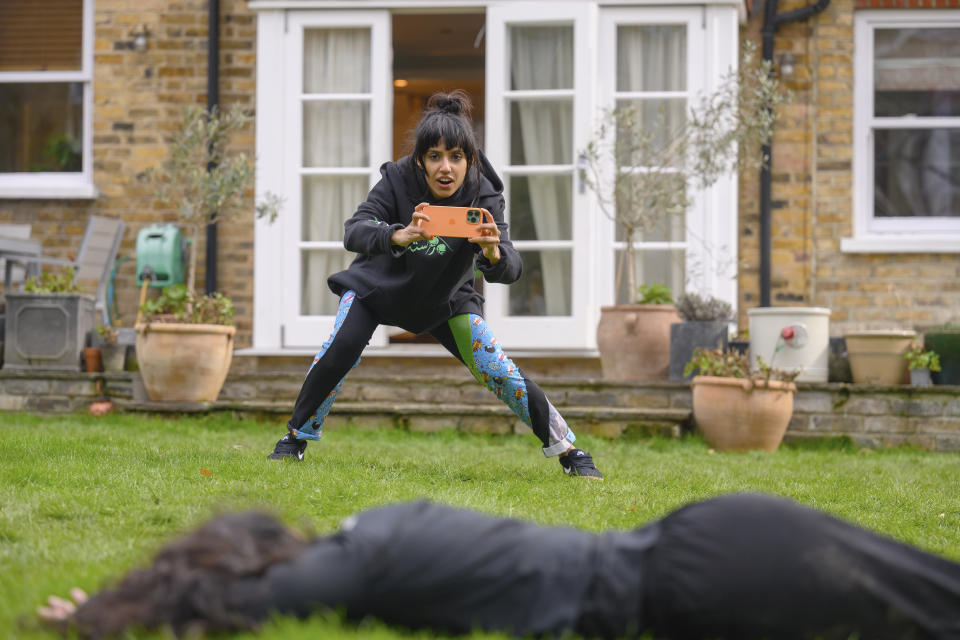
xmin=418 ymin=205 xmax=488 ymax=238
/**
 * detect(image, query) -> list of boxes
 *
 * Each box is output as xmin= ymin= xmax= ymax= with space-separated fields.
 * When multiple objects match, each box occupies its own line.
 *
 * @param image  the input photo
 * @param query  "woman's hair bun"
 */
xmin=436 ymin=97 xmax=460 ymax=114
xmin=428 ymin=90 xmax=472 ymax=117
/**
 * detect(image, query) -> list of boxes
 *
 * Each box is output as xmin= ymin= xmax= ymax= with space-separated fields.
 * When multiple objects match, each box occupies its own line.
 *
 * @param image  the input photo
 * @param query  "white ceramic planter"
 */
xmin=747 ymin=307 xmax=831 ymax=383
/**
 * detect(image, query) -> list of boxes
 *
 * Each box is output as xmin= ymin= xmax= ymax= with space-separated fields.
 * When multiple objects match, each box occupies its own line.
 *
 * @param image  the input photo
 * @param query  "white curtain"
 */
xmin=616 ymin=25 xmax=687 ymax=297
xmin=301 ymin=28 xmax=370 ymax=315
xmin=510 ymin=26 xmax=573 ymax=316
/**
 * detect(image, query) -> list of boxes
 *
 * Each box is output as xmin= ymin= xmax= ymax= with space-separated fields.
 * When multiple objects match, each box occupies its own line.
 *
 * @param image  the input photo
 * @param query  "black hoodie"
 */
xmin=327 ymin=151 xmax=522 ymax=334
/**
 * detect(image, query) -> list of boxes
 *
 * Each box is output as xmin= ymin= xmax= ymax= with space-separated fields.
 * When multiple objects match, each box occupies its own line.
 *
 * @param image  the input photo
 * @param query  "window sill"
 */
xmin=841 ymin=235 xmax=960 ymax=254
xmin=0 ymin=175 xmax=98 ymax=200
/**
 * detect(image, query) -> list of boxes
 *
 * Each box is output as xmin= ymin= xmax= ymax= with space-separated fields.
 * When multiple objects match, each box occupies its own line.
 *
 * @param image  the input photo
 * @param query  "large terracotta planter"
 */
xmin=597 ymin=304 xmax=681 ymax=382
xmin=844 ymin=330 xmax=915 ymax=385
xmin=135 ymin=322 xmax=235 ymax=402
xmin=691 ymin=375 xmax=797 ymax=452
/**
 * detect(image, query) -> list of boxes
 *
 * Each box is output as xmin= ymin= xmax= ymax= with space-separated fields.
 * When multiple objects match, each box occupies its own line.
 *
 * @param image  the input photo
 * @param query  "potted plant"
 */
xmin=3 ymin=270 xmax=95 ymax=372
xmin=904 ymin=344 xmax=941 ymax=387
xmin=922 ymin=323 xmax=960 ymax=386
xmin=669 ymin=292 xmax=735 ymax=382
xmin=596 ymin=283 xmax=680 ymax=382
xmin=136 ymin=105 xmax=280 ymax=403
xmin=581 ymin=43 xmax=785 ymax=382
xmin=94 ymin=324 xmax=127 ymax=372
xmin=684 ymin=348 xmax=799 ymax=452
xmin=844 ymin=330 xmax=916 ymax=386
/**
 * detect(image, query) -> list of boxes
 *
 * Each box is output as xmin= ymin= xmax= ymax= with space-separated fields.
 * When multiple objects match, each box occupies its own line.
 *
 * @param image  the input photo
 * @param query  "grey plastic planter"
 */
xmin=3 ymin=292 xmax=96 ymax=371
xmin=669 ymin=320 xmax=729 ymax=382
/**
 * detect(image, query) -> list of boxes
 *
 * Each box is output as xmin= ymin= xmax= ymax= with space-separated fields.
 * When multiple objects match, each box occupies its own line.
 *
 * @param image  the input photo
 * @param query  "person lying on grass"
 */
xmin=39 ymin=493 xmax=960 ymax=640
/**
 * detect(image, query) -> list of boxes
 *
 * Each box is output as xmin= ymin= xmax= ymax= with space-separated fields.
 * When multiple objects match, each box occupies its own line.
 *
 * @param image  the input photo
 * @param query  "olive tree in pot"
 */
xmin=137 ymin=105 xmax=280 ymax=403
xmin=581 ymin=43 xmax=785 ymax=382
xmin=596 ymin=283 xmax=679 ymax=382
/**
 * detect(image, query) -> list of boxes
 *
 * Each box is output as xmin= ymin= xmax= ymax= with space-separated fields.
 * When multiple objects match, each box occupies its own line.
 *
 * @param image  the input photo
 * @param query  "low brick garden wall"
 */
xmin=0 ymin=370 xmax=958 ymax=450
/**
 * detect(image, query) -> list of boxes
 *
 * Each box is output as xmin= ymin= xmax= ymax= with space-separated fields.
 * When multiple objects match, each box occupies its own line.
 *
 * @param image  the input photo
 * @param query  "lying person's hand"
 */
xmin=37 ymin=587 xmax=87 ymax=624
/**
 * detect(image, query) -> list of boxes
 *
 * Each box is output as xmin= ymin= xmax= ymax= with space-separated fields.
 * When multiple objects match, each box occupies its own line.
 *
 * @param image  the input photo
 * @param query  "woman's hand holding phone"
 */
xmin=391 ymin=203 xmax=434 ymax=247
xmin=468 ymin=209 xmax=500 ymax=265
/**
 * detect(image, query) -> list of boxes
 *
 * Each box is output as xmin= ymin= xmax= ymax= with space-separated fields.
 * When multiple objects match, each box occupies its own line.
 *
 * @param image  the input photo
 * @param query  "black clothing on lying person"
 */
xmin=227 ymin=494 xmax=960 ymax=639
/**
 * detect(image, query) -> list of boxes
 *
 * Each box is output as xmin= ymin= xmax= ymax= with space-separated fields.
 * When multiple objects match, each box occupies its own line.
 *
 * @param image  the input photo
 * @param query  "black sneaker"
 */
xmin=266 ymin=432 xmax=307 ymax=461
xmin=560 ymin=449 xmax=603 ymax=480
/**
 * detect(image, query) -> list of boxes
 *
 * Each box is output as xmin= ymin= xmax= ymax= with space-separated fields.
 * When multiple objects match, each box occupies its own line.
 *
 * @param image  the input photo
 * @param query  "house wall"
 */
xmin=5 ymin=0 xmax=960 ymax=353
xmin=739 ymin=0 xmax=960 ymax=336
xmin=0 ymin=0 xmax=259 ymax=347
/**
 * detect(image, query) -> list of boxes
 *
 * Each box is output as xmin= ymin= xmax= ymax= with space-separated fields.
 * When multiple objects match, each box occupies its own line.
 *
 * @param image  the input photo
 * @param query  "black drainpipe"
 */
xmin=205 ymin=0 xmax=220 ymax=294
xmin=759 ymin=0 xmax=830 ymax=307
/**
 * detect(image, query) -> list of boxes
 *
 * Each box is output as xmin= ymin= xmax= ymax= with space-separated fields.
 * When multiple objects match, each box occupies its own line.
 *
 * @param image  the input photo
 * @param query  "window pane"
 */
xmin=509 ymin=175 xmax=572 ymax=241
xmin=617 ymin=25 xmax=686 ymax=92
xmin=509 ymin=249 xmax=571 ymax=316
xmin=615 ymin=248 xmax=685 ymax=304
xmin=0 ymin=0 xmax=83 ymax=71
xmin=304 ymin=28 xmax=370 ymax=94
xmin=0 ymin=82 xmax=83 ymax=173
xmin=509 ymin=100 xmax=572 ymax=165
xmin=509 ymin=25 xmax=573 ymax=90
xmin=303 ymin=101 xmax=369 ymax=167
xmin=301 ymin=250 xmax=354 ymax=315
xmin=874 ymin=129 xmax=960 ymax=218
xmin=874 ymin=28 xmax=960 ymax=117
xmin=302 ymin=176 xmax=368 ymax=241
xmin=615 ymin=98 xmax=686 ymax=164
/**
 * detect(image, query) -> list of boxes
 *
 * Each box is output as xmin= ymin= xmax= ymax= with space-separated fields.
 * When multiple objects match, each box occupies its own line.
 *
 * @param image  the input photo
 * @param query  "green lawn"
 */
xmin=2 ymin=412 xmax=959 ymax=639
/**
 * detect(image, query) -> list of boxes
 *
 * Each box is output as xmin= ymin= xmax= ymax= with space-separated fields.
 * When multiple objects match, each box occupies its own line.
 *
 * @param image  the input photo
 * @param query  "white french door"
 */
xmin=279 ymin=10 xmax=392 ymax=348
xmin=484 ymin=2 xmax=597 ymax=350
xmin=596 ymin=7 xmax=737 ymax=309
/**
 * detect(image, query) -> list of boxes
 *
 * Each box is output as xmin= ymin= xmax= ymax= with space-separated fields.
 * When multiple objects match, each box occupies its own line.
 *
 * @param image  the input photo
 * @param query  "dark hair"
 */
xmin=410 ymin=90 xmax=479 ymax=170
xmin=66 ymin=511 xmax=307 ymax=639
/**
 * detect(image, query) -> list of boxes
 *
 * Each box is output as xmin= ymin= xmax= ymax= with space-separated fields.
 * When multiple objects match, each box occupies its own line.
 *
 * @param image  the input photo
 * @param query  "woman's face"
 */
xmin=422 ymin=140 xmax=467 ymax=200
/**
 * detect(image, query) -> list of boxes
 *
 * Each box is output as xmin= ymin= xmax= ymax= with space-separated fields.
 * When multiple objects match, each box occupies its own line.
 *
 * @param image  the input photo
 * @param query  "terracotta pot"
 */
xmin=844 ymin=330 xmax=916 ymax=385
xmin=134 ymin=322 xmax=235 ymax=402
xmin=83 ymin=347 xmax=102 ymax=373
xmin=691 ymin=375 xmax=797 ymax=452
xmin=597 ymin=304 xmax=681 ymax=382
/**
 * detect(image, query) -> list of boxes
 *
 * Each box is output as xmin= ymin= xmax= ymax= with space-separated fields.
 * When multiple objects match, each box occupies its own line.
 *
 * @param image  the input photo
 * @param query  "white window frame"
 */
xmin=0 ymin=0 xmax=96 ymax=199
xmin=483 ymin=1 xmax=597 ymax=350
xmin=844 ymin=10 xmax=960 ymax=253
xmin=253 ymin=9 xmax=392 ymax=350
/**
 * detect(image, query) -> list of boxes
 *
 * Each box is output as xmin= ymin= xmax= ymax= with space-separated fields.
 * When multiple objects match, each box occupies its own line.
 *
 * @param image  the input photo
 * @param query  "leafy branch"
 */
xmin=581 ymin=42 xmax=787 ymax=301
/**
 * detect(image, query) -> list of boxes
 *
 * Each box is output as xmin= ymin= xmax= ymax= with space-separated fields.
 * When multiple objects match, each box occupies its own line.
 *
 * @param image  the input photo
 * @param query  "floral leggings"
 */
xmin=287 ymin=290 xmax=576 ymax=457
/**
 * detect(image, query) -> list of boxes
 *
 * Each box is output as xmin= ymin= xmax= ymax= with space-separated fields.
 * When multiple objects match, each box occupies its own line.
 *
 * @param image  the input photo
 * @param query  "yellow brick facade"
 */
xmin=2 ymin=1 xmax=958 ymax=351
xmin=0 ymin=0 xmax=259 ymax=346
xmin=740 ymin=1 xmax=960 ymax=334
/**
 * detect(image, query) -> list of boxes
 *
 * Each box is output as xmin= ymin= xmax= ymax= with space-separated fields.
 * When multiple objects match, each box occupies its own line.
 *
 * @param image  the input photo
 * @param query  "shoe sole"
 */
xmin=562 ymin=467 xmax=604 ymax=480
xmin=266 ymin=453 xmax=304 ymax=461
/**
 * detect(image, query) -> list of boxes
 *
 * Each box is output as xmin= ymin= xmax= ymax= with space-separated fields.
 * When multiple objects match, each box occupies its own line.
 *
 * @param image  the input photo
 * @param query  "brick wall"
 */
xmin=739 ymin=2 xmax=960 ymax=335
xmin=0 ymin=0 xmax=258 ymax=346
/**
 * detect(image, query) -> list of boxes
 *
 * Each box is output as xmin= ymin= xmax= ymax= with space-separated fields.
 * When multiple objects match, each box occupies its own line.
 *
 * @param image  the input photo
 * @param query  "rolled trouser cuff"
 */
xmin=542 ymin=430 xmax=576 ymax=457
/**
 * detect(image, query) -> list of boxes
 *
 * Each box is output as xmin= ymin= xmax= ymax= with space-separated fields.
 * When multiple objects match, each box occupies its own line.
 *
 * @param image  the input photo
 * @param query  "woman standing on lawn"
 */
xmin=265 ymin=90 xmax=601 ymax=479
xmin=40 ymin=492 xmax=960 ymax=639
